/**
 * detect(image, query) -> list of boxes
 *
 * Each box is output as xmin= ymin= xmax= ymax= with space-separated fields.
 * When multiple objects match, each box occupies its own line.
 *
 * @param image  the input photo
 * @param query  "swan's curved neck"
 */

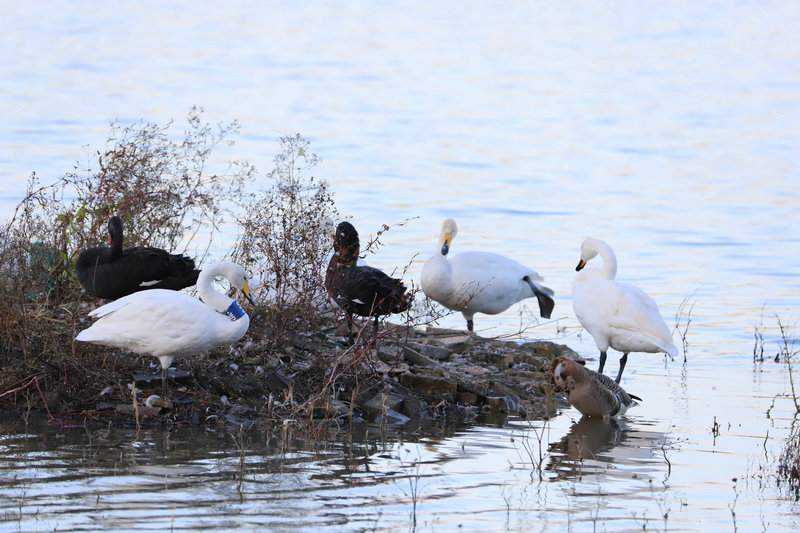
xmin=109 ymin=218 xmax=123 ymax=256
xmin=197 ymin=267 xmax=235 ymax=313
xmin=595 ymin=241 xmax=618 ymax=279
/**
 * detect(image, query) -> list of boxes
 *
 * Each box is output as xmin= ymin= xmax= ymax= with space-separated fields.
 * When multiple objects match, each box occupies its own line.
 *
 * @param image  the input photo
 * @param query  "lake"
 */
xmin=1 ymin=1 xmax=799 ymax=531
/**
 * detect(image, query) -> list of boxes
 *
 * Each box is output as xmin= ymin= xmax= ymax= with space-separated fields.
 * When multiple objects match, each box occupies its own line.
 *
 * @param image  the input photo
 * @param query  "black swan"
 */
xmin=76 ymin=216 xmax=200 ymax=300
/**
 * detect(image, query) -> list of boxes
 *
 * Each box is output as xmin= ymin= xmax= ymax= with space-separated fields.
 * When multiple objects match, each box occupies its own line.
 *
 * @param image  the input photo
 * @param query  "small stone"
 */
xmin=411 ymin=342 xmax=450 ymax=361
xmin=376 ymin=346 xmax=403 ymax=364
xmin=433 ymin=334 xmax=473 ymax=352
xmin=145 ymin=395 xmax=173 ymax=410
xmin=486 ymin=351 xmax=514 ymax=369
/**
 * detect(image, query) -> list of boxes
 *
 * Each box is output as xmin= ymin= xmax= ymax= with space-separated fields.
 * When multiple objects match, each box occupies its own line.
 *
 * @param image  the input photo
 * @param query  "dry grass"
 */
xmin=0 ymin=118 xmax=427 ymax=433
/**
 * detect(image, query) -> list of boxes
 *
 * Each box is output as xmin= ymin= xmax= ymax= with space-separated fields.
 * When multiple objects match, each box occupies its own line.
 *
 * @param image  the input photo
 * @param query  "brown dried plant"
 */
xmin=231 ymin=134 xmax=338 ymax=352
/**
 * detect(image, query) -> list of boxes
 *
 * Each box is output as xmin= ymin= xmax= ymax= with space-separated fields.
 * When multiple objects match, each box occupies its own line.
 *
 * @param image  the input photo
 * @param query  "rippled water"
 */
xmin=2 ymin=1 xmax=800 ymax=531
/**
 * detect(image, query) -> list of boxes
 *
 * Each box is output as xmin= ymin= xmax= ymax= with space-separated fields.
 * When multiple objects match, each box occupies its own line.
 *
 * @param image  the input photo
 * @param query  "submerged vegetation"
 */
xmin=773 ymin=316 xmax=800 ymax=500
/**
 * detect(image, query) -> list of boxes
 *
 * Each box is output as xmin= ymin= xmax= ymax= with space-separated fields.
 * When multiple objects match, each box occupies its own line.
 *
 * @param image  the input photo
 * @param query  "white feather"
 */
xmin=572 ymin=238 xmax=678 ymax=371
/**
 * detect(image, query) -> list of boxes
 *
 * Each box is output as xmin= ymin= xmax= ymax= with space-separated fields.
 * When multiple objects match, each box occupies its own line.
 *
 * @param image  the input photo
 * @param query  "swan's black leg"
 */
xmin=598 ymin=350 xmax=607 ymax=373
xmin=616 ymin=353 xmax=629 ymax=383
xmin=161 ymin=366 xmax=170 ymax=397
xmin=466 ymin=319 xmax=474 ymax=332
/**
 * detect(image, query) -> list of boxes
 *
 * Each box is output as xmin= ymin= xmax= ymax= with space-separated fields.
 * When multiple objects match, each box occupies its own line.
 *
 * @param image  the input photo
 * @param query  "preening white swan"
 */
xmin=76 ymin=261 xmax=254 ymax=396
xmin=572 ymin=237 xmax=678 ymax=383
xmin=421 ymin=219 xmax=555 ymax=332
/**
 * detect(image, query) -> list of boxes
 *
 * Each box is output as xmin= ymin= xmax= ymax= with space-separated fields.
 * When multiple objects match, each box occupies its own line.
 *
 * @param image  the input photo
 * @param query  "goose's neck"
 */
xmin=596 ymin=241 xmax=618 ymax=279
xmin=197 ymin=268 xmax=235 ymax=313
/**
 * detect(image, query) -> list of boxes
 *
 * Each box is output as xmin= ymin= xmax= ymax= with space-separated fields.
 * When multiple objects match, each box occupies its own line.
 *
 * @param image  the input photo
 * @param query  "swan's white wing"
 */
xmin=576 ymin=279 xmax=676 ymax=355
xmin=78 ymin=289 xmax=227 ymax=357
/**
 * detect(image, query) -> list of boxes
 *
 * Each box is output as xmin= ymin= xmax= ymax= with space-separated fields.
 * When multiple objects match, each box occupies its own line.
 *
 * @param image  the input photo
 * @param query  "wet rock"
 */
xmin=398 ymin=372 xmax=457 ymax=397
xmin=406 ymin=342 xmax=450 ymax=361
xmin=362 ymin=392 xmax=405 ymax=418
xmin=377 ymin=408 xmax=411 ymax=425
xmin=455 ymin=391 xmax=478 ymax=406
xmin=313 ymin=398 xmax=350 ymax=419
xmin=402 ymin=397 xmax=428 ymax=418
xmin=402 ymin=346 xmax=438 ymax=367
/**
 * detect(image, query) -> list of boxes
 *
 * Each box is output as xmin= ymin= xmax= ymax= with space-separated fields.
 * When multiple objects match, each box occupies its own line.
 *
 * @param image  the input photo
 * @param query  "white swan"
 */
xmin=76 ymin=261 xmax=254 ymax=396
xmin=421 ymin=219 xmax=555 ymax=332
xmin=572 ymin=237 xmax=678 ymax=383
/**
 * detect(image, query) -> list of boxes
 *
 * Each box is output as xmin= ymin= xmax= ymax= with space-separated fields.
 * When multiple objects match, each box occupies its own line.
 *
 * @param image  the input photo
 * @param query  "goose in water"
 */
xmin=420 ymin=218 xmax=555 ymax=332
xmin=572 ymin=237 xmax=678 ymax=383
xmin=325 ymin=221 xmax=411 ymax=341
xmin=553 ymin=355 xmax=640 ymax=418
xmin=76 ymin=216 xmax=200 ymax=300
xmin=76 ymin=261 xmax=254 ymax=397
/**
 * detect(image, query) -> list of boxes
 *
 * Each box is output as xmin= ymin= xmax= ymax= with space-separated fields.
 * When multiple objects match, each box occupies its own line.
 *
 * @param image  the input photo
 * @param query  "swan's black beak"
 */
xmin=575 ymin=259 xmax=586 ymax=272
xmin=441 ymin=234 xmax=452 ymax=256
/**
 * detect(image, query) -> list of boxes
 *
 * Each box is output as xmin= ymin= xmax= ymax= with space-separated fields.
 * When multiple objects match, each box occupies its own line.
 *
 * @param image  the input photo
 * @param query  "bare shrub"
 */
xmin=7 ymin=107 xmax=254 ymax=301
xmin=0 ymin=108 xmax=254 ymax=414
xmin=231 ymin=134 xmax=338 ymax=351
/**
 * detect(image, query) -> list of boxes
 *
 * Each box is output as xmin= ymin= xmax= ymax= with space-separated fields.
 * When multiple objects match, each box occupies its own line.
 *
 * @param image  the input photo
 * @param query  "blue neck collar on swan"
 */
xmin=226 ymin=301 xmax=246 ymax=321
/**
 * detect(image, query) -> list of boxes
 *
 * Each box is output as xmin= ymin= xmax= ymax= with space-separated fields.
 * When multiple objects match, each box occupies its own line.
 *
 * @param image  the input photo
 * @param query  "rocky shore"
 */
xmin=79 ymin=322 xmax=581 ymax=431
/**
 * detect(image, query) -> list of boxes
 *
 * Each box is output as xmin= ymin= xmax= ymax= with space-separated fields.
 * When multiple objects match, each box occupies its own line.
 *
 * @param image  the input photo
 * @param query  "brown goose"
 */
xmin=553 ymin=355 xmax=641 ymax=418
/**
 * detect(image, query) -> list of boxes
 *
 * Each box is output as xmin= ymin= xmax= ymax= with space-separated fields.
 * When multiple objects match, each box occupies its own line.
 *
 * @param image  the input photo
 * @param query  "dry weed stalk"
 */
xmin=674 ymin=293 xmax=696 ymax=361
xmin=232 ymin=134 xmax=337 ymax=354
xmin=773 ymin=314 xmax=800 ymax=500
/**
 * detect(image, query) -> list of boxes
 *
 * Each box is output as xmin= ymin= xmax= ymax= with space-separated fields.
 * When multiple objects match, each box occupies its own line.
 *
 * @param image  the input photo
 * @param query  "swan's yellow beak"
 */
xmin=441 ymin=234 xmax=451 ymax=255
xmin=242 ymin=280 xmax=255 ymax=305
xmin=575 ymin=259 xmax=586 ymax=271
xmin=441 ymin=229 xmax=455 ymax=256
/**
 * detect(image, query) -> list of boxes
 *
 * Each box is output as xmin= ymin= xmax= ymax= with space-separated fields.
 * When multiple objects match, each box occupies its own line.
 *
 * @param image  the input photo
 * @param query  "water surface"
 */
xmin=1 ymin=1 xmax=799 ymax=531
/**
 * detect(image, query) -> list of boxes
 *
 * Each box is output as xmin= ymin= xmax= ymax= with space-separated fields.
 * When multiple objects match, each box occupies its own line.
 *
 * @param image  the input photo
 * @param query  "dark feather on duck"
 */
xmin=76 ymin=216 xmax=200 ymax=300
xmin=326 ymin=221 xmax=411 ymax=339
